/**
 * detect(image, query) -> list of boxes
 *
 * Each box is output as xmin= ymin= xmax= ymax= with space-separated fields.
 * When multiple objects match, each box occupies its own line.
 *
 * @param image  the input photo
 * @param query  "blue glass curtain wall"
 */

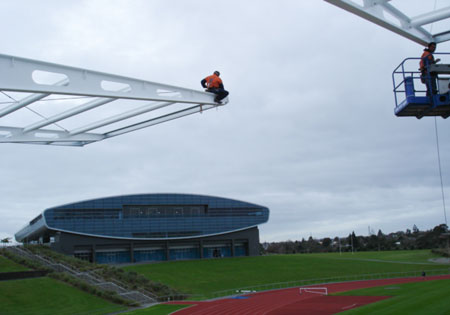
xmin=134 ymin=249 xmax=166 ymax=262
xmin=95 ymin=251 xmax=131 ymax=264
xmin=169 ymin=247 xmax=200 ymax=260
xmin=203 ymin=246 xmax=232 ymax=258
xmin=234 ymin=245 xmax=247 ymax=257
xmin=42 ymin=193 xmax=269 ymax=240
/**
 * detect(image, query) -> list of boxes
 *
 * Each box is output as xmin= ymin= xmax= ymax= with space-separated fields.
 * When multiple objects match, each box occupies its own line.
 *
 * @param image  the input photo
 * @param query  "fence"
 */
xmin=157 ymin=267 xmax=450 ymax=301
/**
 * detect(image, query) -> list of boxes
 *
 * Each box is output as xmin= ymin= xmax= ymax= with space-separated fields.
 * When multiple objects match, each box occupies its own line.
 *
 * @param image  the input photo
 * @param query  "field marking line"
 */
xmin=299 ymin=287 xmax=328 ymax=295
xmin=342 ymin=303 xmax=357 ymax=310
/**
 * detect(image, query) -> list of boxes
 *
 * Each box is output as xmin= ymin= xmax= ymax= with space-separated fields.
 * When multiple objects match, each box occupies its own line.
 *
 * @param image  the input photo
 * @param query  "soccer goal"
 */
xmin=299 ymin=287 xmax=328 ymax=295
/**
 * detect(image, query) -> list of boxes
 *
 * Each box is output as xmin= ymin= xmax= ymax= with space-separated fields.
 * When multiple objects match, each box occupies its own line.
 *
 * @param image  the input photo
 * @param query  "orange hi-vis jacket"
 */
xmin=420 ymin=50 xmax=435 ymax=71
xmin=204 ymin=74 xmax=223 ymax=89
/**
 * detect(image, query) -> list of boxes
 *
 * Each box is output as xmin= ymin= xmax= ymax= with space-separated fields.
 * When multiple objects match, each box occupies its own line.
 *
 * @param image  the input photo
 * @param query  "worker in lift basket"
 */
xmin=201 ymin=71 xmax=229 ymax=104
xmin=420 ymin=42 xmax=441 ymax=95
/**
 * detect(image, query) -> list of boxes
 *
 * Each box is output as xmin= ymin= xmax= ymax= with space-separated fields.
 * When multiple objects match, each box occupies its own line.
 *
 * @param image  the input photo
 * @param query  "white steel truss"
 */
xmin=324 ymin=0 xmax=450 ymax=45
xmin=0 ymin=53 xmax=227 ymax=146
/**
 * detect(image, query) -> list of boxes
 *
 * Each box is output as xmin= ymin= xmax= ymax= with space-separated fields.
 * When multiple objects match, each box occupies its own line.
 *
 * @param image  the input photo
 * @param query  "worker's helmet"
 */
xmin=214 ymin=71 xmax=220 ymax=76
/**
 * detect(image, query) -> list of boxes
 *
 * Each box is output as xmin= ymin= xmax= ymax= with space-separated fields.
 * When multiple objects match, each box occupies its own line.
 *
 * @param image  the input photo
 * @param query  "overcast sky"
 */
xmin=1 ymin=1 xmax=450 ymax=242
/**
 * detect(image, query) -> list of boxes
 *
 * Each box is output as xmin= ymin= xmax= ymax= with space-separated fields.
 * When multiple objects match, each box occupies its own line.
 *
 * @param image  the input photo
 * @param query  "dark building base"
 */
xmin=49 ymin=227 xmax=260 ymax=264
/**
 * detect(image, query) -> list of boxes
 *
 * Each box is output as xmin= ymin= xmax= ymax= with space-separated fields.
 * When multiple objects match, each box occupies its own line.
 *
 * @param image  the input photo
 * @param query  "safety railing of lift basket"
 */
xmin=392 ymin=53 xmax=450 ymax=109
xmin=392 ymin=57 xmax=422 ymax=109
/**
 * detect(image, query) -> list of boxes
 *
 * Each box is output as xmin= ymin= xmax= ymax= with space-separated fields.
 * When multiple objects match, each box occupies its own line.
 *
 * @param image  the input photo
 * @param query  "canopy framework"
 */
xmin=0 ymin=53 xmax=226 ymax=146
xmin=324 ymin=0 xmax=450 ymax=45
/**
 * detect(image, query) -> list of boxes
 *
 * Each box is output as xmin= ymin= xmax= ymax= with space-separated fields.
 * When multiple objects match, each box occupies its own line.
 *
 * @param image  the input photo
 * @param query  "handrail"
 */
xmin=392 ymin=53 xmax=450 ymax=110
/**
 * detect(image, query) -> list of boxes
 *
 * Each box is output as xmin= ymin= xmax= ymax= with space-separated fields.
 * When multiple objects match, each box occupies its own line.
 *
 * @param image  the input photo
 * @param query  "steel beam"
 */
xmin=0 ymin=54 xmax=215 ymax=104
xmin=0 ymin=53 xmax=226 ymax=146
xmin=324 ymin=0 xmax=450 ymax=45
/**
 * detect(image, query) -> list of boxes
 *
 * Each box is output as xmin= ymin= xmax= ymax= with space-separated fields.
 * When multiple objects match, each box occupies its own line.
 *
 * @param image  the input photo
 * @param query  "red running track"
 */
xmin=166 ymin=275 xmax=450 ymax=315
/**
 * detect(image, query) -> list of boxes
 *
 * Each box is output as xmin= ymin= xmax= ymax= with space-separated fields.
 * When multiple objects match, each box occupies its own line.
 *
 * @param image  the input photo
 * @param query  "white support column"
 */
xmin=0 ymin=126 xmax=104 ymax=144
xmin=0 ymin=78 xmax=68 ymax=117
xmin=69 ymin=101 xmax=174 ymax=135
xmin=105 ymin=104 xmax=217 ymax=139
xmin=0 ymin=92 xmax=49 ymax=117
xmin=410 ymin=7 xmax=450 ymax=28
xmin=22 ymin=87 xmax=130 ymax=133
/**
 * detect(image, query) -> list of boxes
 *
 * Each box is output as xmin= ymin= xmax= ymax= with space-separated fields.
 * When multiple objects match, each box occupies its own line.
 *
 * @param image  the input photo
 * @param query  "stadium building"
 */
xmin=15 ymin=193 xmax=269 ymax=264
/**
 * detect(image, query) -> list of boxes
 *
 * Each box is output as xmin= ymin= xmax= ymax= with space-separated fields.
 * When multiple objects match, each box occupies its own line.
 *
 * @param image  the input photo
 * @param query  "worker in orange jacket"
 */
xmin=420 ymin=42 xmax=440 ymax=95
xmin=201 ymin=71 xmax=229 ymax=104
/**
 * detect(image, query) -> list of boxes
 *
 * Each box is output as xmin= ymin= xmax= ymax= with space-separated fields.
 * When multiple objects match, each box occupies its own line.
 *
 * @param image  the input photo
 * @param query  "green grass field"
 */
xmin=123 ymin=250 xmax=448 ymax=296
xmin=121 ymin=304 xmax=190 ymax=315
xmin=0 ymin=277 xmax=126 ymax=315
xmin=320 ymin=250 xmax=444 ymax=264
xmin=337 ymin=279 xmax=450 ymax=314
xmin=0 ymin=254 xmax=30 ymax=272
xmin=1 ymin=250 xmax=448 ymax=315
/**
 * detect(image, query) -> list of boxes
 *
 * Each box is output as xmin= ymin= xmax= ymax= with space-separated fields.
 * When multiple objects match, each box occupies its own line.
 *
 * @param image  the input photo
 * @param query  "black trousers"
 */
xmin=208 ymin=88 xmax=229 ymax=101
xmin=421 ymin=71 xmax=438 ymax=95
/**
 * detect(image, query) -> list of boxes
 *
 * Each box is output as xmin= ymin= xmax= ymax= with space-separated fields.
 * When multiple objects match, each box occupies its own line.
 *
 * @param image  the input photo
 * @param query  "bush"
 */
xmin=0 ymin=249 xmax=51 ymax=272
xmin=49 ymin=272 xmax=136 ymax=306
xmin=432 ymin=248 xmax=450 ymax=258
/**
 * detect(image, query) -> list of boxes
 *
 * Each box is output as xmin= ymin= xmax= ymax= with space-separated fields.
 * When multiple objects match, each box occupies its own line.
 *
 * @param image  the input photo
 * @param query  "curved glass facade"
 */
xmin=41 ymin=193 xmax=269 ymax=240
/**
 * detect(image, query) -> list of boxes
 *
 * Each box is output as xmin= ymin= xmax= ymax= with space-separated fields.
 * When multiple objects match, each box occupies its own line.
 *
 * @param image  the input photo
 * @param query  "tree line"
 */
xmin=261 ymin=223 xmax=449 ymax=254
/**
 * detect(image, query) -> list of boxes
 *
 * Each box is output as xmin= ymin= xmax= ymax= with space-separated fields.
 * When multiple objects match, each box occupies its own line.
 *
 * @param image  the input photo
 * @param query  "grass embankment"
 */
xmin=337 ymin=279 xmax=450 ymax=314
xmin=1 ymin=248 xmax=136 ymax=307
xmin=0 ymin=277 xmax=126 ymax=315
xmin=123 ymin=250 xmax=448 ymax=296
xmin=121 ymin=304 xmax=190 ymax=315
xmin=24 ymin=245 xmax=180 ymax=298
xmin=0 ymin=254 xmax=30 ymax=272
